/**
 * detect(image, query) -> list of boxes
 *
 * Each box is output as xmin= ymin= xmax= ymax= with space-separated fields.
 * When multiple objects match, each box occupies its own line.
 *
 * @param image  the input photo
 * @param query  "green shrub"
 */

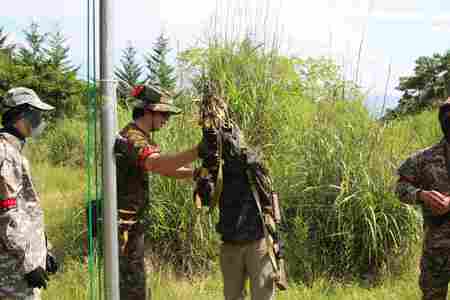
xmin=33 ymin=118 xmax=86 ymax=167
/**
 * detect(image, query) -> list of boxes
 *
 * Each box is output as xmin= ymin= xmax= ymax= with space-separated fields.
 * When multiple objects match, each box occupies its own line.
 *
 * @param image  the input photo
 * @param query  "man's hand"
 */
xmin=24 ymin=266 xmax=49 ymax=289
xmin=419 ymin=190 xmax=450 ymax=216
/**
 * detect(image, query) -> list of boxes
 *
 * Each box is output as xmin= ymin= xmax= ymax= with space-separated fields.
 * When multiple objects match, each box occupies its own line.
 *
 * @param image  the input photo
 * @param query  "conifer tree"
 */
xmin=144 ymin=33 xmax=176 ymax=90
xmin=0 ymin=27 xmax=11 ymax=49
xmin=0 ymin=27 xmax=15 ymax=60
xmin=115 ymin=41 xmax=143 ymax=102
xmin=46 ymin=26 xmax=78 ymax=73
xmin=18 ymin=22 xmax=47 ymax=67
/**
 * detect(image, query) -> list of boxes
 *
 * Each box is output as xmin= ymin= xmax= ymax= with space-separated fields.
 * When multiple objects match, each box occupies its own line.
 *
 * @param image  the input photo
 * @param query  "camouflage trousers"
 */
xmin=0 ymin=288 xmax=40 ymax=300
xmin=119 ymin=223 xmax=149 ymax=300
xmin=0 ymin=265 xmax=40 ymax=300
xmin=419 ymin=247 xmax=450 ymax=300
xmin=220 ymin=238 xmax=275 ymax=300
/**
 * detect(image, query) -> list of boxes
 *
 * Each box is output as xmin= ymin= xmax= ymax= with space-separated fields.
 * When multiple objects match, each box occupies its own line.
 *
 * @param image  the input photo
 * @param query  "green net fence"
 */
xmin=85 ymin=0 xmax=104 ymax=298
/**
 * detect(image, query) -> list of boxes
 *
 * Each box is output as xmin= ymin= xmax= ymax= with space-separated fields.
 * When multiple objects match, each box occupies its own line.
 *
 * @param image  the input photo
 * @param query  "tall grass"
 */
xmin=41 ymin=255 xmax=424 ymax=300
xmin=178 ymin=34 xmax=425 ymax=281
xmin=22 ymin=4 xmax=443 ymax=290
xmin=276 ymin=100 xmax=423 ymax=280
xmin=27 ymin=39 xmax=430 ymax=284
xmin=25 ymin=43 xmax=443 ymax=299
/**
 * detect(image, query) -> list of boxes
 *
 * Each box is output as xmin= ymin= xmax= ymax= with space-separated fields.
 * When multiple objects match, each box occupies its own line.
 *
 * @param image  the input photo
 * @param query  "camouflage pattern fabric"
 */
xmin=115 ymin=123 xmax=160 ymax=215
xmin=114 ymin=122 xmax=159 ymax=299
xmin=3 ymin=87 xmax=54 ymax=111
xmin=131 ymin=84 xmax=181 ymax=115
xmin=396 ymin=138 xmax=450 ymax=300
xmin=0 ymin=132 xmax=46 ymax=299
xmin=118 ymin=223 xmax=147 ymax=300
xmin=420 ymin=246 xmax=450 ymax=300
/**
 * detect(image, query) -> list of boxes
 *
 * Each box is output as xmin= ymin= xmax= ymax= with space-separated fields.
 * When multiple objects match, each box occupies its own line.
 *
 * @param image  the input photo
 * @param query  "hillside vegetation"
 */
xmin=2 ymin=20 xmax=443 ymax=299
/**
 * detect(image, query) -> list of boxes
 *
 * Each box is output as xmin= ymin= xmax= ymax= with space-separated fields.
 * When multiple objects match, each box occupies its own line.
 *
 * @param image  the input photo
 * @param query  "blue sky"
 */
xmin=2 ymin=0 xmax=450 ymax=112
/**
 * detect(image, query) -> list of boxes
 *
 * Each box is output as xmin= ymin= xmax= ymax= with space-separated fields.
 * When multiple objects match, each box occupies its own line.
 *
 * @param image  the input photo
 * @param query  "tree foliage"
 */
xmin=17 ymin=22 xmax=47 ymax=67
xmin=46 ymin=26 xmax=79 ymax=73
xmin=0 ymin=22 xmax=83 ymax=118
xmin=0 ymin=26 xmax=15 ymax=53
xmin=114 ymin=41 xmax=143 ymax=104
xmin=145 ymin=33 xmax=176 ymax=90
xmin=383 ymin=51 xmax=450 ymax=120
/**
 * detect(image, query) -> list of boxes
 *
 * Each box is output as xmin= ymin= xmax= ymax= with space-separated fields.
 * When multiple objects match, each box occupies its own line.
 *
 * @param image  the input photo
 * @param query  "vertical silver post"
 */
xmin=100 ymin=0 xmax=120 ymax=299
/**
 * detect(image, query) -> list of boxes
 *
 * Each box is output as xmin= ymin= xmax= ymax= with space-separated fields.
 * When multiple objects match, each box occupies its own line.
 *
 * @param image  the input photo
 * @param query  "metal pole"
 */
xmin=100 ymin=0 xmax=120 ymax=299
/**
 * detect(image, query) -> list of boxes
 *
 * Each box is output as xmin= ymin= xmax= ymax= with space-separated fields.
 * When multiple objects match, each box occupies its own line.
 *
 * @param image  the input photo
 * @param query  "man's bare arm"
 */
xmin=144 ymin=146 xmax=198 ymax=175
xmin=157 ymin=166 xmax=194 ymax=179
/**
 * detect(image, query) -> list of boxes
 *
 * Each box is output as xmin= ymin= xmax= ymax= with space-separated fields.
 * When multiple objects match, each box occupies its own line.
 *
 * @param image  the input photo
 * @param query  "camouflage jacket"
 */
xmin=396 ymin=138 xmax=450 ymax=248
xmin=0 ymin=131 xmax=46 ymax=297
xmin=114 ymin=123 xmax=160 ymax=219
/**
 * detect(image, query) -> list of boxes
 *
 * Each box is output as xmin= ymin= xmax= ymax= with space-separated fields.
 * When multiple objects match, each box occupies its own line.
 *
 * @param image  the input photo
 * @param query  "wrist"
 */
xmin=416 ymin=189 xmax=423 ymax=202
xmin=194 ymin=146 xmax=199 ymax=159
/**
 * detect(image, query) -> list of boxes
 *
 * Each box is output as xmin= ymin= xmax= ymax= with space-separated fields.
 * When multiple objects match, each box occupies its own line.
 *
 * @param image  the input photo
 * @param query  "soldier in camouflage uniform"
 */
xmin=395 ymin=99 xmax=450 ymax=300
xmin=114 ymin=84 xmax=205 ymax=300
xmin=0 ymin=87 xmax=56 ymax=300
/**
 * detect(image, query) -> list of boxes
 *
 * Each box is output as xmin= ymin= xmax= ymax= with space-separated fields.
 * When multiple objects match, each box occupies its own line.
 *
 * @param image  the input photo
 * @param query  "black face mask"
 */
xmin=23 ymin=109 xmax=42 ymax=129
xmin=23 ymin=109 xmax=46 ymax=138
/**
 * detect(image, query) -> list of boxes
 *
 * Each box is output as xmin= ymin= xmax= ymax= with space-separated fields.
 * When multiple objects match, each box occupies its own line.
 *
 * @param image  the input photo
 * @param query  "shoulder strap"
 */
xmin=246 ymin=168 xmax=280 ymax=278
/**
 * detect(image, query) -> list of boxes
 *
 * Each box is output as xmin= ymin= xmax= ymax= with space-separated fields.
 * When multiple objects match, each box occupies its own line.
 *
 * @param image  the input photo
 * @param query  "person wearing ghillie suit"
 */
xmin=395 ymin=99 xmax=450 ymax=300
xmin=0 ymin=87 xmax=57 ymax=300
xmin=195 ymin=93 xmax=287 ymax=300
xmin=114 ymin=84 xmax=206 ymax=299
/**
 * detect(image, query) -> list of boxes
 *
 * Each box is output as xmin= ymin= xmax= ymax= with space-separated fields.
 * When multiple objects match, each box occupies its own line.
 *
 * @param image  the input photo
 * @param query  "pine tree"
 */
xmin=115 ymin=41 xmax=143 ymax=102
xmin=46 ymin=26 xmax=78 ymax=73
xmin=4 ymin=22 xmax=83 ymax=118
xmin=18 ymin=22 xmax=47 ymax=67
xmin=144 ymin=33 xmax=176 ymax=91
xmin=0 ymin=27 xmax=10 ymax=49
xmin=382 ymin=50 xmax=450 ymax=121
xmin=0 ymin=27 xmax=15 ymax=59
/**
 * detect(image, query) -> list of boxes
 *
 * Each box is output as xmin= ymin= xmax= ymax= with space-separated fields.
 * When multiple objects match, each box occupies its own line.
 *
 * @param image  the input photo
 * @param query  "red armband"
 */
xmin=398 ymin=175 xmax=417 ymax=185
xmin=0 ymin=198 xmax=17 ymax=209
xmin=137 ymin=145 xmax=160 ymax=170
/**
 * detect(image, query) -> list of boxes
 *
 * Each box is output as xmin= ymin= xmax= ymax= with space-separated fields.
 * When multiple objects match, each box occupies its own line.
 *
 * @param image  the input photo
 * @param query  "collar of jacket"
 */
xmin=0 ymin=127 xmax=26 ymax=151
xmin=131 ymin=122 xmax=150 ymax=139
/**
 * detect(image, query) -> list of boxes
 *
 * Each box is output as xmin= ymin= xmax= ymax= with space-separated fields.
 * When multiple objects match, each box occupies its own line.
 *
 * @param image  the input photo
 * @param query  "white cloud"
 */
xmin=432 ymin=14 xmax=450 ymax=32
xmin=0 ymin=1 xmax=84 ymax=18
xmin=159 ymin=0 xmax=214 ymax=25
xmin=370 ymin=11 xmax=424 ymax=21
xmin=368 ymin=0 xmax=424 ymax=21
xmin=369 ymin=0 xmax=419 ymax=14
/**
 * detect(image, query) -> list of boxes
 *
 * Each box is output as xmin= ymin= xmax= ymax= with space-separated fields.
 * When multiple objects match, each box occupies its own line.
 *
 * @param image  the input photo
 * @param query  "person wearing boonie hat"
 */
xmin=0 ymin=87 xmax=58 ymax=299
xmin=114 ymin=83 xmax=207 ymax=299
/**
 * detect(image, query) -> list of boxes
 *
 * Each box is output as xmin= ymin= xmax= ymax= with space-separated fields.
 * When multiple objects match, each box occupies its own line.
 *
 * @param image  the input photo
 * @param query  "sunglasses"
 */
xmin=156 ymin=111 xmax=171 ymax=119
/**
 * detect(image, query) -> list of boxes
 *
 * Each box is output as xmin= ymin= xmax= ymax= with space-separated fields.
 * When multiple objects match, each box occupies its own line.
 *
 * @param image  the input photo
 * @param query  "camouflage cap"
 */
xmin=3 ymin=87 xmax=54 ymax=111
xmin=130 ymin=84 xmax=181 ymax=115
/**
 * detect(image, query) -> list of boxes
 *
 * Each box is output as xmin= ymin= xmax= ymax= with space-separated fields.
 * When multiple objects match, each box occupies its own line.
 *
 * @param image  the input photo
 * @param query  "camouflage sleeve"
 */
xmin=395 ymin=153 xmax=422 ymax=205
xmin=0 ymin=158 xmax=19 ymax=200
xmin=114 ymin=133 xmax=160 ymax=170
xmin=0 ymin=158 xmax=39 ymax=273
